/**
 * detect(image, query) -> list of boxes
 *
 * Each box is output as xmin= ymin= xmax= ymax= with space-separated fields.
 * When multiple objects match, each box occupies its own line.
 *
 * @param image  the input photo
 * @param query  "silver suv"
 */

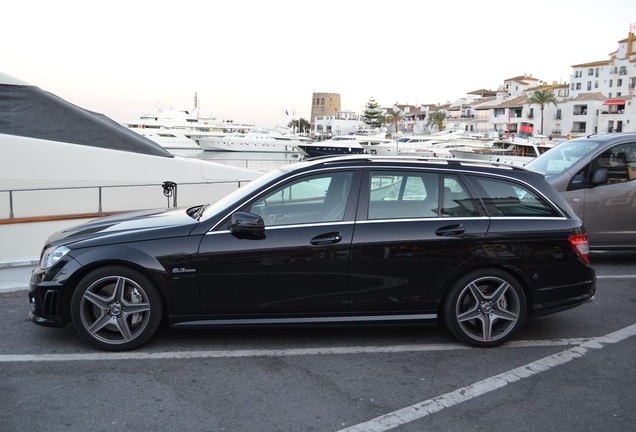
xmin=526 ymin=133 xmax=636 ymax=249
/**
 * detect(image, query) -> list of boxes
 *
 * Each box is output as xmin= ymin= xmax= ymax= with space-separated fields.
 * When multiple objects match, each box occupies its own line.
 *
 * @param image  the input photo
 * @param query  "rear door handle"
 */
xmin=435 ymin=224 xmax=465 ymax=237
xmin=310 ymin=232 xmax=342 ymax=245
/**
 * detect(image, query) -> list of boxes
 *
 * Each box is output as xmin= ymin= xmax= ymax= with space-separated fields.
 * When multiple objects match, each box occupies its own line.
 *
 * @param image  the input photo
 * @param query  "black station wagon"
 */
xmin=29 ymin=155 xmax=595 ymax=350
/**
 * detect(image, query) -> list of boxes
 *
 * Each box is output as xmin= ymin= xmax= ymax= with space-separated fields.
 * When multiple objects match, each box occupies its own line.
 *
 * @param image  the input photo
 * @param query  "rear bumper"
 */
xmin=532 ymin=278 xmax=596 ymax=316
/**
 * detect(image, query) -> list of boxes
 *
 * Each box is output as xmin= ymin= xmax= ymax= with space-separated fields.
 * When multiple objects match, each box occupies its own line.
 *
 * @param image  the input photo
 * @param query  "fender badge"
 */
xmin=171 ymin=268 xmax=196 ymax=274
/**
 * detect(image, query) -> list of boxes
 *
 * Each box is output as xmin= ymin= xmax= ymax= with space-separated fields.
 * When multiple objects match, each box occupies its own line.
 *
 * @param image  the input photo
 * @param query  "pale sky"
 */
xmin=2 ymin=0 xmax=635 ymax=128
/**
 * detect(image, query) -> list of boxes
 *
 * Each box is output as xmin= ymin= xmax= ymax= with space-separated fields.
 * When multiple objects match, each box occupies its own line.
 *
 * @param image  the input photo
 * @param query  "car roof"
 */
xmin=293 ymin=154 xmax=535 ymax=176
xmin=571 ymin=132 xmax=636 ymax=144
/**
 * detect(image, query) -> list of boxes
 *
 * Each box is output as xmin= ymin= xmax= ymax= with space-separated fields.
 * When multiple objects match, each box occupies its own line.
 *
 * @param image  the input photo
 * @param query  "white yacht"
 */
xmin=296 ymin=131 xmax=389 ymax=158
xmin=123 ymin=109 xmax=254 ymax=151
xmin=0 ymin=72 xmax=262 ymax=263
xmin=450 ymin=138 xmax=556 ymax=166
xmin=199 ymin=129 xmax=303 ymax=153
xmin=0 ymin=71 xmax=262 ymax=261
xmin=362 ymin=136 xmax=441 ymax=156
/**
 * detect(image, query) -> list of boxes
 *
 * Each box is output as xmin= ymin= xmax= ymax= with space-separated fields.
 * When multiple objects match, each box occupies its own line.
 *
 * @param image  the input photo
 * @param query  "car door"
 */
xmin=196 ymin=170 xmax=359 ymax=316
xmin=349 ymin=169 xmax=489 ymax=314
xmin=579 ymin=142 xmax=636 ymax=247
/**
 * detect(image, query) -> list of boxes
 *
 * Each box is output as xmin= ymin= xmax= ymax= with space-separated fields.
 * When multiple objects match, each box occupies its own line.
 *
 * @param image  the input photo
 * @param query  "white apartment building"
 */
xmin=391 ymin=31 xmax=636 ymax=138
xmin=312 ymin=109 xmax=367 ymax=138
xmin=571 ymin=32 xmax=636 ymax=134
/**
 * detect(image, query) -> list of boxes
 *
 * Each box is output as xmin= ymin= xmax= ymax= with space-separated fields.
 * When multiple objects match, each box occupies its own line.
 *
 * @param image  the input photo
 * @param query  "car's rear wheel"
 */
xmin=71 ymin=266 xmax=163 ymax=351
xmin=443 ymin=269 xmax=526 ymax=347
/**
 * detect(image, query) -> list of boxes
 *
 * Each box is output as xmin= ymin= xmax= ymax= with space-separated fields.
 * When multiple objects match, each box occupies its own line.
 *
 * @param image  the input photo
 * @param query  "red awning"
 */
xmin=603 ymin=99 xmax=625 ymax=105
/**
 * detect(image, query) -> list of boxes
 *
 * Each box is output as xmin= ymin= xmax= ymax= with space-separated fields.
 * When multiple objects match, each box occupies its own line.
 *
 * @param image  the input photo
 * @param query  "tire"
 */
xmin=442 ymin=268 xmax=526 ymax=347
xmin=71 ymin=266 xmax=163 ymax=351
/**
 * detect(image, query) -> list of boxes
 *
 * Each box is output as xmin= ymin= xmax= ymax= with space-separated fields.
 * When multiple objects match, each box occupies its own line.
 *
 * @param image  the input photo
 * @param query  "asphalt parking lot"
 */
xmin=1 ymin=251 xmax=634 ymax=432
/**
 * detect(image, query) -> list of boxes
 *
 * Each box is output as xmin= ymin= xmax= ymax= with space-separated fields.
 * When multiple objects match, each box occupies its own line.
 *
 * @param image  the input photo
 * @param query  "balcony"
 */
xmin=601 ymin=110 xmax=625 ymax=115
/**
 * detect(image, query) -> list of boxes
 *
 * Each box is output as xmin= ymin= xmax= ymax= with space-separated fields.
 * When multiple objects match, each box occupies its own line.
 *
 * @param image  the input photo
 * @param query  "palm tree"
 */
xmin=526 ymin=89 xmax=559 ymax=135
xmin=426 ymin=111 xmax=447 ymax=132
xmin=389 ymin=110 xmax=403 ymax=134
xmin=287 ymin=118 xmax=310 ymax=134
xmin=378 ymin=113 xmax=389 ymax=129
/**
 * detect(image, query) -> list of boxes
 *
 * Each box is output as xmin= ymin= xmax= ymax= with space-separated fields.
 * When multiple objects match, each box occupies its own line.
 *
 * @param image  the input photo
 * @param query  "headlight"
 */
xmin=40 ymin=246 xmax=70 ymax=269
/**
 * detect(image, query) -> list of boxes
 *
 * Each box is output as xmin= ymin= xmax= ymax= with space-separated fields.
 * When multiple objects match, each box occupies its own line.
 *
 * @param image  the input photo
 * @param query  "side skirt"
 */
xmin=171 ymin=313 xmax=437 ymax=328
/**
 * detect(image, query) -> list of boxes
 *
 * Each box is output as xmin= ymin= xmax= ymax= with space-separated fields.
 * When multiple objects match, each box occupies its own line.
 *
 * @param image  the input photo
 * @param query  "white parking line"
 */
xmin=0 ymin=338 xmax=597 ymax=363
xmin=336 ymin=323 xmax=636 ymax=432
xmin=2 ymin=326 xmax=635 ymax=431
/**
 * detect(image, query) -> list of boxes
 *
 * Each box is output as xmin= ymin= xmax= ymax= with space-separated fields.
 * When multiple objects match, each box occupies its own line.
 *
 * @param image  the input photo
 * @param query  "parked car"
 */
xmin=29 ymin=155 xmax=595 ymax=351
xmin=526 ymin=133 xmax=636 ymax=249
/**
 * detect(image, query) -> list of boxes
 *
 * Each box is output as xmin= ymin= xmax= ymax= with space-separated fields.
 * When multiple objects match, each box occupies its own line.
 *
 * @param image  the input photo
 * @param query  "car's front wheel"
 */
xmin=71 ymin=266 xmax=163 ymax=351
xmin=443 ymin=268 xmax=526 ymax=347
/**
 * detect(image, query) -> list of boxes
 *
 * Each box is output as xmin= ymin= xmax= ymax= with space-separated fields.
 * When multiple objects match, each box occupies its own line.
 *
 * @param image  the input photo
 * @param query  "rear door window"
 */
xmin=368 ymin=171 xmax=438 ymax=219
xmin=367 ymin=171 xmax=479 ymax=219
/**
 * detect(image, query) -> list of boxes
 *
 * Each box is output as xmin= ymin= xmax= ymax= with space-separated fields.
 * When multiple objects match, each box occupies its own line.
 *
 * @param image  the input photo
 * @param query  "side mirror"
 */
xmin=590 ymin=167 xmax=609 ymax=185
xmin=230 ymin=212 xmax=265 ymax=234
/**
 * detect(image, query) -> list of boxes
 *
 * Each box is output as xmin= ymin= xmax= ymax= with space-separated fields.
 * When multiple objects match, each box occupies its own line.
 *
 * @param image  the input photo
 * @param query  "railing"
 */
xmin=0 ymin=180 xmax=249 ymax=222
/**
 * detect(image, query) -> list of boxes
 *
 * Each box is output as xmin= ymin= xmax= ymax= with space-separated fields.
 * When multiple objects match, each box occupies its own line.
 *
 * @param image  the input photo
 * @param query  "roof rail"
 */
xmin=312 ymin=154 xmax=527 ymax=171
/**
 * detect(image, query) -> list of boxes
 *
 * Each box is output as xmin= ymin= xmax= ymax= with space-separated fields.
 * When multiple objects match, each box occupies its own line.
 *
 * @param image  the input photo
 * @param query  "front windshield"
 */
xmin=526 ymin=139 xmax=605 ymax=176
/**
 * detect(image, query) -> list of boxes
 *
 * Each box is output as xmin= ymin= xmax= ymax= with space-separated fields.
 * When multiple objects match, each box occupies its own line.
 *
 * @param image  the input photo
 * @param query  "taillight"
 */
xmin=568 ymin=233 xmax=590 ymax=264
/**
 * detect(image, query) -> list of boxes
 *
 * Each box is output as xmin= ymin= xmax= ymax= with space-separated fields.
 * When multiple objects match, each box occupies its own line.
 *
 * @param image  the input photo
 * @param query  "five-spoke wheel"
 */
xmin=443 ymin=269 xmax=526 ymax=347
xmin=71 ymin=266 xmax=162 ymax=351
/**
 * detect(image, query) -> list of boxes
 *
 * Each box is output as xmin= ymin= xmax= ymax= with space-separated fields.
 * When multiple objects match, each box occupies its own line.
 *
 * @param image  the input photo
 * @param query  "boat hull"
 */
xmin=198 ymin=130 xmax=303 ymax=153
xmin=200 ymin=140 xmax=299 ymax=153
xmin=450 ymin=149 xmax=535 ymax=167
xmin=296 ymin=144 xmax=365 ymax=158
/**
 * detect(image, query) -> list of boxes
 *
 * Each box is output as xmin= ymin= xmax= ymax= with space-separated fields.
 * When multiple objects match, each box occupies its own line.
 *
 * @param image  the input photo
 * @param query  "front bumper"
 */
xmin=28 ymin=261 xmax=77 ymax=327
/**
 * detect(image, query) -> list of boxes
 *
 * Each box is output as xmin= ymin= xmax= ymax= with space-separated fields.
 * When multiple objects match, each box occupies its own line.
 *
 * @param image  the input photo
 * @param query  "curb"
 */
xmin=0 ymin=258 xmax=38 ymax=293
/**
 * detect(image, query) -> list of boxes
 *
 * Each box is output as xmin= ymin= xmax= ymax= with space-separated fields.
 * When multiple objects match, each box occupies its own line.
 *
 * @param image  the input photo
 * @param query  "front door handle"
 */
xmin=435 ymin=224 xmax=465 ymax=237
xmin=310 ymin=232 xmax=342 ymax=245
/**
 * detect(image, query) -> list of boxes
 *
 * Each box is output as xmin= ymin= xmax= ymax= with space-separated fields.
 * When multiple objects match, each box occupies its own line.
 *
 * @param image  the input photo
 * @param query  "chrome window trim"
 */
xmin=208 ymin=215 xmax=569 ymax=234
xmin=207 ymin=220 xmax=355 ymax=235
xmin=358 ymin=216 xmax=490 ymax=224
xmin=357 ymin=216 xmax=567 ymax=224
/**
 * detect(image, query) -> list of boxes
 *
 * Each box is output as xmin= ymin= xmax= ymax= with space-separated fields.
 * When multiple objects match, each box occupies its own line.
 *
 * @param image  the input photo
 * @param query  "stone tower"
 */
xmin=310 ymin=92 xmax=341 ymax=127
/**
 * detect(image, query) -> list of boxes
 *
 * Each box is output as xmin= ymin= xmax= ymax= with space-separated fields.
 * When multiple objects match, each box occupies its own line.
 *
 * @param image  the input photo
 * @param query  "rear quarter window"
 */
xmin=469 ymin=176 xmax=560 ymax=217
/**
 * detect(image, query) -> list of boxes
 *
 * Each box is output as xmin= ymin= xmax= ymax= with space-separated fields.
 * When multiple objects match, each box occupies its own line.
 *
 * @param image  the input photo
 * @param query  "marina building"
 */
xmin=311 ymin=92 xmax=370 ymax=137
xmin=442 ymin=32 xmax=634 ymax=137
